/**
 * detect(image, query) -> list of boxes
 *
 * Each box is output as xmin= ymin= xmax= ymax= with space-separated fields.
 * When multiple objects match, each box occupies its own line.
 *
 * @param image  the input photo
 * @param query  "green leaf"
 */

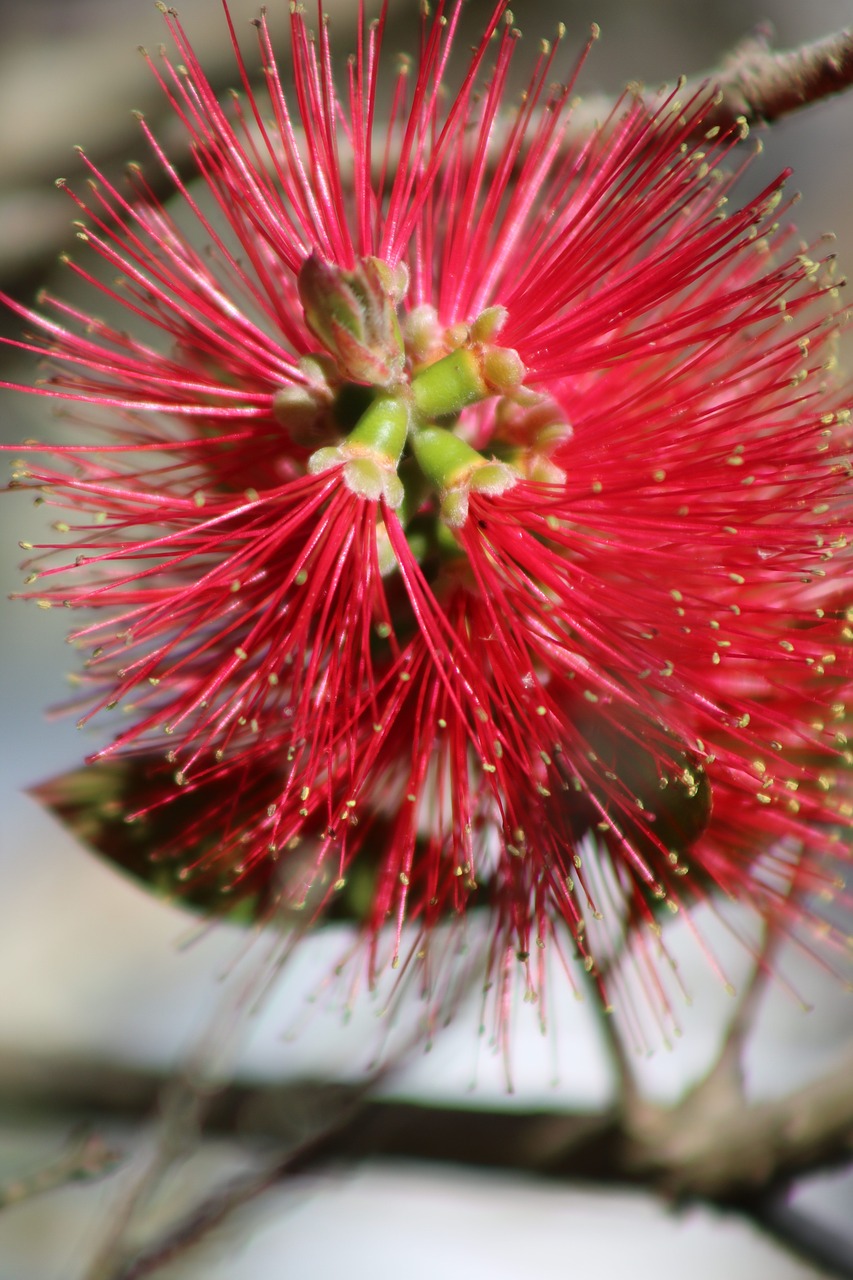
xmin=29 ymin=757 xmax=274 ymax=923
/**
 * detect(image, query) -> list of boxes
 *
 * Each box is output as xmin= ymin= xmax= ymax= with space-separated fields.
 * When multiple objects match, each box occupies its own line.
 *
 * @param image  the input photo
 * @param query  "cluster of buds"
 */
xmin=296 ymin=257 xmax=543 ymax=534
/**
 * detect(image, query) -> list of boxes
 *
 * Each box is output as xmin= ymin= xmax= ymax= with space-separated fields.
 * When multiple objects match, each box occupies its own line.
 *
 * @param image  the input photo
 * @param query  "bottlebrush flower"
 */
xmin=3 ymin=0 xmax=852 ymax=1042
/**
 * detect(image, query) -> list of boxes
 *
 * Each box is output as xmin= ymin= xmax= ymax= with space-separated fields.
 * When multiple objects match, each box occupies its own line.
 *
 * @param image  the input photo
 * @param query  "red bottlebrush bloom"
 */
xmin=4 ymin=1 xmax=852 ymax=1041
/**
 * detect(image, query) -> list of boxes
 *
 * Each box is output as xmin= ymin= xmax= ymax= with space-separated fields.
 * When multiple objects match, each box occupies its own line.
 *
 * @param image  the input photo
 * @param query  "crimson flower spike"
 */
xmin=3 ymin=0 xmax=852 ymax=1051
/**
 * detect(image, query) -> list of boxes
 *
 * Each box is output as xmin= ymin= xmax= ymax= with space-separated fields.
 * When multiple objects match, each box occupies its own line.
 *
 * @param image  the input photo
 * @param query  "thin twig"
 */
xmin=693 ymin=25 xmax=853 ymax=131
xmin=560 ymin=25 xmax=853 ymax=149
xmin=696 ymin=921 xmax=775 ymax=1100
xmin=109 ymin=1164 xmax=284 ymax=1280
xmin=751 ymin=1194 xmax=853 ymax=1280
xmin=0 ymin=1130 xmax=120 ymax=1210
xmin=102 ymin=1113 xmax=361 ymax=1280
xmin=91 ymin=1078 xmax=391 ymax=1280
xmin=78 ymin=938 xmax=307 ymax=1280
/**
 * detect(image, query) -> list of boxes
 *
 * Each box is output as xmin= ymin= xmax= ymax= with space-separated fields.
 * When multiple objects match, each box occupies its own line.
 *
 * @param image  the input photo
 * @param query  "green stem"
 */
xmin=411 ymin=348 xmax=489 ymax=420
xmin=409 ymin=424 xmax=484 ymax=491
xmin=346 ymin=392 xmax=410 ymax=461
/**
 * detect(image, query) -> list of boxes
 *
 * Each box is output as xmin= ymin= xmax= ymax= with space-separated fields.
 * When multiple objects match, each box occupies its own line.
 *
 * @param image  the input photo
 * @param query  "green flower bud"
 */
xmin=297 ymin=253 xmax=408 ymax=387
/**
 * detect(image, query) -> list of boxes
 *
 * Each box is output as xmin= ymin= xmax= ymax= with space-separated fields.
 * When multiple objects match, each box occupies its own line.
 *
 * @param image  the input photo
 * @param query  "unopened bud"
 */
xmin=272 ymin=355 xmax=339 ymax=445
xmin=297 ymin=253 xmax=407 ymax=387
xmin=469 ymin=305 xmax=508 ymax=343
xmin=480 ymin=345 xmax=524 ymax=394
xmin=402 ymin=304 xmax=444 ymax=365
xmin=272 ymin=386 xmax=328 ymax=444
xmin=493 ymin=392 xmax=572 ymax=483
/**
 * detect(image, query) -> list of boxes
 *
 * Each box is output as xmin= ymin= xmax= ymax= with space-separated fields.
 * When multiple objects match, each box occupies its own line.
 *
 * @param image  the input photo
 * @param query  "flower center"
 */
xmin=275 ymin=254 xmax=571 ymax=561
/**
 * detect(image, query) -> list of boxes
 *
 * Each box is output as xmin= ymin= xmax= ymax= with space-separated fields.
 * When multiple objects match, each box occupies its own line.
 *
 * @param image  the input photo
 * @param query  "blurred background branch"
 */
xmin=2 ymin=1025 xmax=852 ymax=1277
